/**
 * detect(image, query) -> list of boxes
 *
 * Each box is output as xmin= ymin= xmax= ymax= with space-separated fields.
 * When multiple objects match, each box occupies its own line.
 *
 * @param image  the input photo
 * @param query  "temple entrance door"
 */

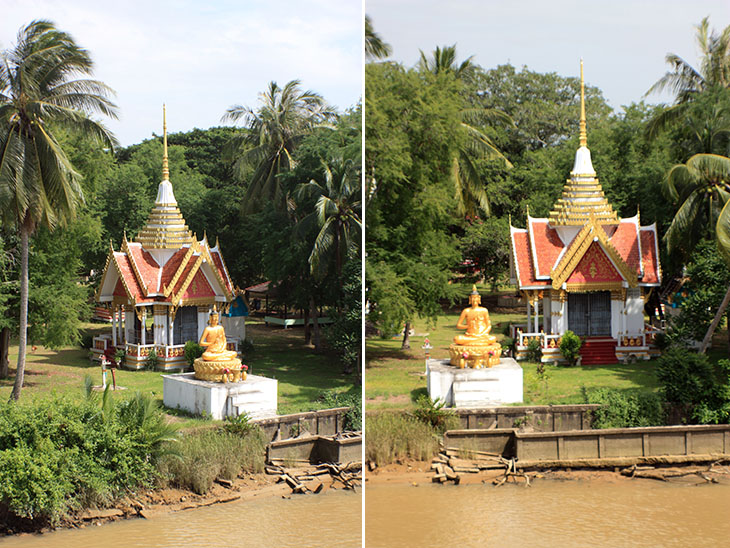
xmin=173 ymin=306 xmax=199 ymax=344
xmin=568 ymin=291 xmax=611 ymax=337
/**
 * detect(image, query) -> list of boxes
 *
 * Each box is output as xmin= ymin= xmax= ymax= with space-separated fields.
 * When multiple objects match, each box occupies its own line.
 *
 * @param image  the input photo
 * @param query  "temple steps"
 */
xmin=579 ymin=338 xmax=618 ymax=365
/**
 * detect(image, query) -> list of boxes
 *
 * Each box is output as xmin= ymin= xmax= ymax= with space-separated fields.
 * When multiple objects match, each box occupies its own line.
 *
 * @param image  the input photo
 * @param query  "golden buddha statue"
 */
xmin=449 ymin=286 xmax=502 ymax=368
xmin=193 ymin=312 xmax=245 ymax=383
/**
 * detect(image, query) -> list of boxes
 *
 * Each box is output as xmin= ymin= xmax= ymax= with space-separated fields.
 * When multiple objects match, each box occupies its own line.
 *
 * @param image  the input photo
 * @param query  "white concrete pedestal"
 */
xmin=427 ymin=358 xmax=523 ymax=407
xmin=163 ymin=373 xmax=277 ymax=420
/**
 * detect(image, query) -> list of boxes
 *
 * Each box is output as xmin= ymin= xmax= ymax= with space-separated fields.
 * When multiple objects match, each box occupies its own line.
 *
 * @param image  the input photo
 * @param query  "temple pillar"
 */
xmin=111 ymin=306 xmax=117 ymax=347
xmin=168 ymin=308 xmax=175 ymax=346
xmin=543 ymin=295 xmax=551 ymax=333
xmin=141 ymin=307 xmax=147 ymax=345
xmin=124 ymin=305 xmax=134 ymax=344
xmin=153 ymin=305 xmax=167 ymax=347
xmin=533 ymin=299 xmax=539 ymax=332
xmin=198 ymin=305 xmax=211 ymax=341
xmin=526 ymin=296 xmax=532 ymax=330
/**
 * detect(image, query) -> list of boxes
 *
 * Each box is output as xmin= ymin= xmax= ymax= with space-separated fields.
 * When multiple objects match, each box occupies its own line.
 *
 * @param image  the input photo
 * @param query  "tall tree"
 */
xmin=365 ymin=15 xmax=392 ymax=60
xmin=296 ymin=154 xmax=361 ymax=278
xmin=222 ymin=80 xmax=335 ymax=213
xmin=646 ymin=17 xmax=730 ymax=139
xmin=0 ymin=20 xmax=117 ymax=400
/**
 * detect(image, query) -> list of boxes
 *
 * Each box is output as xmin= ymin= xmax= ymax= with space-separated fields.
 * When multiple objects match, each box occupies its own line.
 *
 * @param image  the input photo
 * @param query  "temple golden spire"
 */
xmin=162 ymin=104 xmax=170 ymax=180
xmin=579 ymin=59 xmax=587 ymax=148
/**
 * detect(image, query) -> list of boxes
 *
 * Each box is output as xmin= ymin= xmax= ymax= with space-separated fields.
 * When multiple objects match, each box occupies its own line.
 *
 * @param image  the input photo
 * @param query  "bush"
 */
xmin=365 ymin=413 xmax=439 ymax=466
xmin=656 ymin=347 xmax=715 ymax=409
xmin=184 ymin=341 xmax=204 ymax=367
xmin=222 ymin=412 xmax=260 ymax=437
xmin=0 ymin=389 xmax=179 ymax=525
xmin=559 ymin=330 xmax=582 ymax=366
xmin=583 ymin=387 xmax=664 ymax=428
xmin=145 ymin=349 xmax=159 ymax=370
xmin=411 ymin=394 xmax=459 ymax=434
xmin=526 ymin=337 xmax=542 ymax=362
xmin=320 ymin=389 xmax=362 ymax=431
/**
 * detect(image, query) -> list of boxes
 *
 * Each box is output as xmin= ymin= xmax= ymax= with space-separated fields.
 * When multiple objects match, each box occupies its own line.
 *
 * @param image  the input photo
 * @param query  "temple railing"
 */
xmin=516 ymin=331 xmax=559 ymax=349
xmin=159 ymin=344 xmax=186 ymax=359
xmin=125 ymin=343 xmax=156 ymax=357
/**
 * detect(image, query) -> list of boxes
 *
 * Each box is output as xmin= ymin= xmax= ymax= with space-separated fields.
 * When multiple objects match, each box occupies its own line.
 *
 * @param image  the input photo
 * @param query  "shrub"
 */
xmin=320 ymin=389 xmax=362 ymax=431
xmin=222 ymin=412 xmax=260 ymax=437
xmin=145 ymin=349 xmax=159 ymax=370
xmin=526 ymin=337 xmax=542 ymax=362
xmin=656 ymin=347 xmax=714 ymax=409
xmin=411 ymin=394 xmax=459 ymax=434
xmin=365 ymin=413 xmax=439 ymax=466
xmin=559 ymin=330 xmax=582 ymax=366
xmin=0 ymin=389 xmax=180 ymax=525
xmin=583 ymin=387 xmax=664 ymax=428
xmin=184 ymin=340 xmax=204 ymax=367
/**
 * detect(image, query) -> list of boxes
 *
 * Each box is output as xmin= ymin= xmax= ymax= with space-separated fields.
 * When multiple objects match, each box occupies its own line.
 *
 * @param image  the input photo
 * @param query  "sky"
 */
xmin=367 ymin=0 xmax=730 ymax=111
xmin=1 ymin=0 xmax=363 ymax=146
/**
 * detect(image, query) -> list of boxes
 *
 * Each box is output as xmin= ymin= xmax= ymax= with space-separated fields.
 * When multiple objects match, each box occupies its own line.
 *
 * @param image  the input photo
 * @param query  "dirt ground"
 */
xmin=365 ymin=458 xmax=730 ymax=488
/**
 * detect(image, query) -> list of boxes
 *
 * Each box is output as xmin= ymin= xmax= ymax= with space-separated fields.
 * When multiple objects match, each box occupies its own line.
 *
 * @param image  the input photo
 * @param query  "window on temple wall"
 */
xmin=173 ymin=306 xmax=198 ymax=345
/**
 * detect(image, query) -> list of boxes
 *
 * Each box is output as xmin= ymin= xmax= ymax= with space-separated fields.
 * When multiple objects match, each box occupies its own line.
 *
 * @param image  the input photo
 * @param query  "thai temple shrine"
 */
xmin=92 ymin=107 xmax=238 ymax=370
xmin=509 ymin=62 xmax=662 ymax=364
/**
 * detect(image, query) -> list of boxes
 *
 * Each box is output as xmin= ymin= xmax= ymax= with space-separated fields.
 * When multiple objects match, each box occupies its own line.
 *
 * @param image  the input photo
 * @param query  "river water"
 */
xmin=0 ymin=490 xmax=361 ymax=548
xmin=365 ymin=479 xmax=730 ymax=548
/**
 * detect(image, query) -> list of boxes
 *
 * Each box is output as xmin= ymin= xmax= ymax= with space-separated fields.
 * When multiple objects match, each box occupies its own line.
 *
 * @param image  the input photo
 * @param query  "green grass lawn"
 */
xmin=365 ymin=309 xmax=730 ymax=411
xmin=1 ymin=318 xmax=354 ymax=421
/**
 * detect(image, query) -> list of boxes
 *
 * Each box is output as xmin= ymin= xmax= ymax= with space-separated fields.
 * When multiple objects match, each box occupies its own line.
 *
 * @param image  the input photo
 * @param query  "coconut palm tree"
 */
xmin=646 ymin=17 xmax=730 ymax=139
xmin=295 ymin=154 xmax=361 ymax=278
xmin=222 ymin=80 xmax=335 ymax=213
xmin=662 ymin=153 xmax=730 ymax=352
xmin=0 ymin=20 xmax=118 ymax=401
xmin=417 ymin=45 xmax=513 ymax=218
xmin=365 ymin=15 xmax=391 ymax=60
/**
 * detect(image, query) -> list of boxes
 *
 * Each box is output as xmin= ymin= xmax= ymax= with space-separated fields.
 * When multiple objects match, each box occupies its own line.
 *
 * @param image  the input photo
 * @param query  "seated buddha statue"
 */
xmin=199 ymin=312 xmax=238 ymax=362
xmin=449 ymin=286 xmax=501 ymax=368
xmin=454 ymin=290 xmax=497 ymax=345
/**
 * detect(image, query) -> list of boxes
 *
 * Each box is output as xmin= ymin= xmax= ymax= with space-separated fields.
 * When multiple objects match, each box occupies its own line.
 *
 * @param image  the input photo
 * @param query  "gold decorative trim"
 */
xmin=94 ymin=242 xmax=115 ymax=301
xmin=171 ymin=255 xmax=204 ymax=306
xmin=550 ymin=217 xmax=637 ymax=290
xmin=111 ymin=253 xmax=137 ymax=305
xmin=163 ymin=245 xmax=195 ymax=297
xmin=565 ymin=282 xmax=624 ymax=292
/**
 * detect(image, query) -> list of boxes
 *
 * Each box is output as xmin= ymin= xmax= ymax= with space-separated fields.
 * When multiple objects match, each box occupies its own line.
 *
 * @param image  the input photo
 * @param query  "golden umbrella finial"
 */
xmin=579 ymin=59 xmax=587 ymax=148
xmin=162 ymin=104 xmax=170 ymax=180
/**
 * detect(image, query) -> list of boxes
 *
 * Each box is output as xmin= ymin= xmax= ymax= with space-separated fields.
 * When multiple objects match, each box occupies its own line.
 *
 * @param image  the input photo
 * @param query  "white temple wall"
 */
xmin=153 ymin=305 xmax=168 ymax=346
xmin=124 ymin=308 xmax=134 ymax=344
xmin=550 ymin=296 xmax=566 ymax=334
xmin=198 ymin=306 xmax=211 ymax=340
xmin=626 ymin=288 xmax=644 ymax=334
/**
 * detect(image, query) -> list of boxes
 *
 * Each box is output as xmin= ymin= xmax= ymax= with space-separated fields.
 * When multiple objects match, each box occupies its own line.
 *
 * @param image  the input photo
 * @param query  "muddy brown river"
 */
xmin=365 ymin=480 xmax=730 ymax=547
xmin=0 ymin=490 xmax=361 ymax=548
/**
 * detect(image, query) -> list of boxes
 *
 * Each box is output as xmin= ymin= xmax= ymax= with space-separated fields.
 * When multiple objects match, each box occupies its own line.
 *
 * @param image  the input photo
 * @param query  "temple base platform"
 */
xmin=163 ymin=372 xmax=277 ymax=420
xmin=427 ymin=358 xmax=523 ymax=408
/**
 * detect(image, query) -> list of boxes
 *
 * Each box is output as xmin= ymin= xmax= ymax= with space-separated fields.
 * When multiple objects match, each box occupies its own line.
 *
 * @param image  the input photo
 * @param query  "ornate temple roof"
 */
xmin=509 ymin=62 xmax=661 ymax=292
xmin=96 ymin=107 xmax=234 ymax=307
xmin=547 ymin=61 xmax=618 ymax=227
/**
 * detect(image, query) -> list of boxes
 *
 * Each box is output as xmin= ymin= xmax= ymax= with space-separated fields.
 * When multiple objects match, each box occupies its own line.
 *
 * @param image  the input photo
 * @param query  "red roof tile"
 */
xmin=126 ymin=243 xmax=160 ymax=295
xmin=609 ymin=220 xmax=641 ymax=274
xmin=114 ymin=253 xmax=144 ymax=300
xmin=160 ymin=247 xmax=189 ymax=291
xmin=640 ymin=228 xmax=661 ymax=284
xmin=512 ymin=229 xmax=549 ymax=288
xmin=529 ymin=219 xmax=564 ymax=277
xmin=172 ymin=255 xmax=199 ymax=296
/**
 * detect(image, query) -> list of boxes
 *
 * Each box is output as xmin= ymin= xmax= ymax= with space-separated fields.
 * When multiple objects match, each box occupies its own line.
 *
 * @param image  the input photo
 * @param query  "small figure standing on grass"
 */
xmin=101 ymin=346 xmax=118 ymax=390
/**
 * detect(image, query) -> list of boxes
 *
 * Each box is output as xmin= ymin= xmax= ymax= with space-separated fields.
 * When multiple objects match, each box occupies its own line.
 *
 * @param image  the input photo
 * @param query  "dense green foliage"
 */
xmin=365 ymin=412 xmax=439 ymax=466
xmin=583 ymin=388 xmax=664 ymax=429
xmin=559 ymin=330 xmax=582 ymax=366
xmin=0 ymin=389 xmax=178 ymax=524
xmin=411 ymin=394 xmax=459 ymax=434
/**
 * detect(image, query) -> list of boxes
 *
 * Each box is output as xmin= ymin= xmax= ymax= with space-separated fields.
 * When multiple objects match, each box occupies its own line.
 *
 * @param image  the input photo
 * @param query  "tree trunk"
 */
xmin=401 ymin=321 xmax=411 ymax=350
xmin=10 ymin=222 xmax=29 ymax=401
xmin=700 ymin=284 xmax=730 ymax=354
xmin=303 ymin=308 xmax=311 ymax=345
xmin=310 ymin=296 xmax=320 ymax=350
xmin=0 ymin=327 xmax=9 ymax=379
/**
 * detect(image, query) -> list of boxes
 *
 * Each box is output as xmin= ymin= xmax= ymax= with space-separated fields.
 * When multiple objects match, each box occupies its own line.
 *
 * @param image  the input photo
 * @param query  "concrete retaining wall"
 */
xmin=454 ymin=405 xmax=599 ymax=432
xmin=253 ymin=407 xmax=351 ymax=442
xmin=267 ymin=433 xmax=362 ymax=465
xmin=444 ymin=429 xmax=515 ymax=456
xmin=514 ymin=424 xmax=730 ymax=462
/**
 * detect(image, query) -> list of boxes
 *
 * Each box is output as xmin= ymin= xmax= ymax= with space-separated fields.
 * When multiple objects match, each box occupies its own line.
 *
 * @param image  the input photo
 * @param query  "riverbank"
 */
xmin=365 ymin=458 xmax=730 ymax=487
xmin=3 ymin=462 xmax=361 ymax=538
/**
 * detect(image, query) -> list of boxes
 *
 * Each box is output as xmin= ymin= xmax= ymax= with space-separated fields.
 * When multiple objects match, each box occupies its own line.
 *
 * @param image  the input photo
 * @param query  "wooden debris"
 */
xmin=214 ymin=478 xmax=233 ymax=488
